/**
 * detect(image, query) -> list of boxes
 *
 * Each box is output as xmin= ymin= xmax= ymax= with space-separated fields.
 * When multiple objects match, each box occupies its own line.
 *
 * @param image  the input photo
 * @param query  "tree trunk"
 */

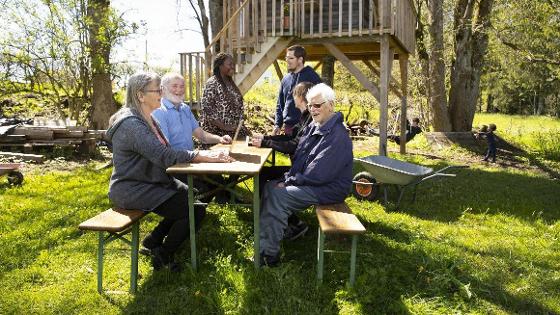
xmin=448 ymin=0 xmax=494 ymax=131
xmin=88 ymin=0 xmax=116 ymax=129
xmin=209 ymin=0 xmax=223 ymax=40
xmin=427 ymin=0 xmax=452 ymax=131
xmin=321 ymin=55 xmax=335 ymax=87
xmin=414 ymin=0 xmax=432 ymax=129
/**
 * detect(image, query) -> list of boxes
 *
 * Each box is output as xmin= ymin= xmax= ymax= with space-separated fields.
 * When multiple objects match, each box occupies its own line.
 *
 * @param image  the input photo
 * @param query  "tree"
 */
xmin=88 ymin=0 xmax=118 ymax=129
xmin=0 ymin=0 xmax=134 ymax=126
xmin=414 ymin=0 xmax=494 ymax=131
xmin=448 ymin=0 xmax=494 ymax=131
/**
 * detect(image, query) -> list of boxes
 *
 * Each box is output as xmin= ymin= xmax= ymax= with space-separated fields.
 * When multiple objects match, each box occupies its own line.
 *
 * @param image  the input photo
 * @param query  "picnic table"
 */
xmin=167 ymin=141 xmax=273 ymax=270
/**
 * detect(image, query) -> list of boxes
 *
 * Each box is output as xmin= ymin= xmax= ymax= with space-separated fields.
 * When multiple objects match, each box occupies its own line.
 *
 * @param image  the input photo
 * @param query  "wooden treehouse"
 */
xmin=179 ymin=0 xmax=416 ymax=155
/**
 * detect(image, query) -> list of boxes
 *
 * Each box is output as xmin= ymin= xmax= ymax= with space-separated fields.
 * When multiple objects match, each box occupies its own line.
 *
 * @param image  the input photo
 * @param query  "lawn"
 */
xmin=1 ymin=115 xmax=560 ymax=314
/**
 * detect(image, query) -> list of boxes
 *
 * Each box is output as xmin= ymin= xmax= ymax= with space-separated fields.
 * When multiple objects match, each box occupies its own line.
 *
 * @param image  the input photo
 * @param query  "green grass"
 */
xmin=1 ymin=140 xmax=559 ymax=314
xmin=474 ymin=113 xmax=560 ymax=160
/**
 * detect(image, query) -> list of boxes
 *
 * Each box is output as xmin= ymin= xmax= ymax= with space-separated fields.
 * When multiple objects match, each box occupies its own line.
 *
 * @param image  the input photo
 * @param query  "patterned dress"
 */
xmin=200 ymin=75 xmax=249 ymax=139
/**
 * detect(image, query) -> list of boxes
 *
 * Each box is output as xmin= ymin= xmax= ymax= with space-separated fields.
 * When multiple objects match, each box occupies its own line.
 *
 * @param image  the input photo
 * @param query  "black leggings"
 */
xmin=151 ymin=189 xmax=206 ymax=255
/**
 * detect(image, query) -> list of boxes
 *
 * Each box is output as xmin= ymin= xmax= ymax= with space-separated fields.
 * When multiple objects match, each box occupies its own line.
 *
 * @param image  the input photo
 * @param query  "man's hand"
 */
xmin=276 ymin=181 xmax=286 ymax=188
xmin=251 ymin=134 xmax=264 ymax=147
xmin=220 ymin=135 xmax=232 ymax=144
xmin=272 ymin=127 xmax=281 ymax=136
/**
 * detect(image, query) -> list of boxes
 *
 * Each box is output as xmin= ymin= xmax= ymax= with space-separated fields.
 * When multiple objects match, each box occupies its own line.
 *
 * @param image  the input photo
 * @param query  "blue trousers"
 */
xmin=259 ymin=179 xmax=319 ymax=256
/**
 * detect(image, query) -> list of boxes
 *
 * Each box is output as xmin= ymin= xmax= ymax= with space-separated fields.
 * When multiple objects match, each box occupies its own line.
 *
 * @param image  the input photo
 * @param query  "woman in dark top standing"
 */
xmin=106 ymin=72 xmax=233 ymax=272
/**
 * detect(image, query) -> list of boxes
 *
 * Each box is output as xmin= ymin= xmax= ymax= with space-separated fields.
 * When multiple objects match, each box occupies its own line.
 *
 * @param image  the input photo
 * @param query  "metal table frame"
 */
xmin=167 ymin=143 xmax=272 ymax=270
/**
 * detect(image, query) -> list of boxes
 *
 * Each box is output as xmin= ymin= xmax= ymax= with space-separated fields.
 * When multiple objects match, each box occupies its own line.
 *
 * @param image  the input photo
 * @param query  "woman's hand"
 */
xmin=194 ymin=150 xmax=235 ymax=163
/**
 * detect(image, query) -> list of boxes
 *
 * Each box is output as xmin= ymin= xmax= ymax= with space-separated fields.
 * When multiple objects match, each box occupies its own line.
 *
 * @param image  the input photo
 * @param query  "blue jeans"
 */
xmin=259 ymin=179 xmax=319 ymax=256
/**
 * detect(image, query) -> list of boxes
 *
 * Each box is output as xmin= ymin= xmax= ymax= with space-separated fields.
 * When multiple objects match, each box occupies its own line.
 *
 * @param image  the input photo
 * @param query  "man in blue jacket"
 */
xmin=273 ymin=45 xmax=322 ymax=136
xmin=259 ymin=83 xmax=353 ymax=267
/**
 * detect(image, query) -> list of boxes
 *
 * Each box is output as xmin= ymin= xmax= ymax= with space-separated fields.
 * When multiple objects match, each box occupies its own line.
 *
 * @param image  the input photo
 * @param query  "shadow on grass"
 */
xmin=360 ymin=162 xmax=560 ymax=224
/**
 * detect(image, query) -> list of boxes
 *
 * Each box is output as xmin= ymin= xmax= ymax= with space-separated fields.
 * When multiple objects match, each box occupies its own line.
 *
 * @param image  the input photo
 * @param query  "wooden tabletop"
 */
xmin=166 ymin=141 xmax=273 ymax=175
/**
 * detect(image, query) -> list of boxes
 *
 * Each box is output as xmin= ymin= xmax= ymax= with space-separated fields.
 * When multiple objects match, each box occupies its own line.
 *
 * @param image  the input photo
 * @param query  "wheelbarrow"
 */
xmin=0 ymin=163 xmax=24 ymax=185
xmin=352 ymin=155 xmax=466 ymax=208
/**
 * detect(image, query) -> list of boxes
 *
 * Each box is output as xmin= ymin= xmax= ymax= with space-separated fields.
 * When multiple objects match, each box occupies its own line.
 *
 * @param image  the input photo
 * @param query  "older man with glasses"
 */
xmin=258 ymin=83 xmax=353 ymax=267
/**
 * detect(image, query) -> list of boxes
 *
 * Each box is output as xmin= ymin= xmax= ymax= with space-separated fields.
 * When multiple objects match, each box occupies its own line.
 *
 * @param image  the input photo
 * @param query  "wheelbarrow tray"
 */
xmin=0 ymin=163 xmax=21 ymax=176
xmin=354 ymin=155 xmax=433 ymax=186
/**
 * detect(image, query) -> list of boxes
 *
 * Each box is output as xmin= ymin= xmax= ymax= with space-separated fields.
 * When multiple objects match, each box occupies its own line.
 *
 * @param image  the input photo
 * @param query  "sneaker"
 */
xmin=259 ymin=252 xmax=281 ymax=267
xmin=283 ymin=222 xmax=309 ymax=241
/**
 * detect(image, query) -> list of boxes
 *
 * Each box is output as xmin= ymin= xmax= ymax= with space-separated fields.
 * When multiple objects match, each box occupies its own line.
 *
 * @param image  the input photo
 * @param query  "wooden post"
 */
xmin=379 ymin=34 xmax=393 ymax=156
xmin=273 ymin=60 xmax=283 ymax=80
xmin=399 ymin=54 xmax=408 ymax=154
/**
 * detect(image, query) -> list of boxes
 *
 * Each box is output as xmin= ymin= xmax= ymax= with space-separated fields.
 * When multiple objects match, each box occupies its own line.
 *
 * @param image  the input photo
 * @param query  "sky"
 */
xmin=111 ymin=0 xmax=207 ymax=71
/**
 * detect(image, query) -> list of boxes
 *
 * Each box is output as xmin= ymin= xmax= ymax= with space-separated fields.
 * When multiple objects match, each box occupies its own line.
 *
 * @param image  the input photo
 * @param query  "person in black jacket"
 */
xmin=388 ymin=117 xmax=422 ymax=145
xmin=252 ymin=82 xmax=314 ymax=241
xmin=273 ymin=45 xmax=322 ymax=136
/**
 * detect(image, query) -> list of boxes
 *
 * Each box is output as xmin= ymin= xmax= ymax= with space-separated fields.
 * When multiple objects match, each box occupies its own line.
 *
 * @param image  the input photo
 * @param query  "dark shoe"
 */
xmin=151 ymin=247 xmax=182 ymax=272
xmin=140 ymin=234 xmax=162 ymax=256
xmin=283 ymin=222 xmax=309 ymax=241
xmin=259 ymin=252 xmax=280 ymax=267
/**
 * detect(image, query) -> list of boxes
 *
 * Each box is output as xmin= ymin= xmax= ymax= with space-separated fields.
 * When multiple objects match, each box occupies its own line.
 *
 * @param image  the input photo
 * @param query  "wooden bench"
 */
xmin=315 ymin=202 xmax=366 ymax=287
xmin=79 ymin=208 xmax=147 ymax=293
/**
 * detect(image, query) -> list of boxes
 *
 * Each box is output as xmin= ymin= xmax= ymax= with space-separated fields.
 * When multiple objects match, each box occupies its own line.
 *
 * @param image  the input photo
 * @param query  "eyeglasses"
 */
xmin=144 ymin=87 xmax=163 ymax=95
xmin=307 ymin=101 xmax=327 ymax=109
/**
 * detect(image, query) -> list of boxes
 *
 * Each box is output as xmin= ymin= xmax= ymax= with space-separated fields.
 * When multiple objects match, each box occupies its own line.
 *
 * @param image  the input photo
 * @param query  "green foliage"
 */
xmin=482 ymin=0 xmax=560 ymax=115
xmin=0 ymin=0 xmax=137 ymax=123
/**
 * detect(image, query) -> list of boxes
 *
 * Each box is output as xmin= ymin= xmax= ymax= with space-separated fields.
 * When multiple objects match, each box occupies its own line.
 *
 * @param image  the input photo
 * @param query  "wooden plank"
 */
xmin=319 ymin=0 xmax=323 ymax=35
xmin=348 ymin=0 xmax=352 ymax=37
xmin=272 ymin=0 xmax=276 ymax=36
xmin=309 ymin=0 xmax=315 ymax=37
xmin=12 ymin=127 xmax=54 ymax=140
xmin=359 ymin=0 xmax=363 ymax=36
xmin=280 ymin=0 xmax=284 ymax=36
xmin=399 ymin=54 xmax=408 ymax=154
xmin=323 ymin=43 xmax=380 ymax=102
xmin=0 ymin=151 xmax=44 ymax=163
xmin=188 ymin=54 xmax=194 ymax=106
xmin=316 ymin=203 xmax=366 ymax=235
xmin=273 ymin=60 xmax=284 ymax=80
xmin=328 ymin=0 xmax=333 ymax=34
xmin=379 ymin=34 xmax=393 ymax=156
xmin=0 ymin=135 xmax=26 ymax=143
xmin=79 ymin=208 xmax=147 ymax=233
xmin=338 ymin=0 xmax=342 ymax=36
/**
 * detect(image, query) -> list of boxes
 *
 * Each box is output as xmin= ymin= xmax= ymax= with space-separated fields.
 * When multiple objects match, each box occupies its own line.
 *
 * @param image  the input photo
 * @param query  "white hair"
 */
xmin=306 ymin=83 xmax=335 ymax=104
xmin=161 ymin=72 xmax=184 ymax=88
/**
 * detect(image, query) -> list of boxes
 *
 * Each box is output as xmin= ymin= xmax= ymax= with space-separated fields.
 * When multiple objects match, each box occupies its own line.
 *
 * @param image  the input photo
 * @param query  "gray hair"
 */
xmin=125 ymin=71 xmax=161 ymax=112
xmin=306 ymin=83 xmax=335 ymax=104
xmin=161 ymin=72 xmax=184 ymax=88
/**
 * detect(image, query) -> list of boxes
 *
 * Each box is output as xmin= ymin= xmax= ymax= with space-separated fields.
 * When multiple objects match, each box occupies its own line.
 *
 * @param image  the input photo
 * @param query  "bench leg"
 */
xmin=317 ymin=227 xmax=325 ymax=283
xmin=97 ymin=231 xmax=104 ymax=294
xmin=130 ymin=222 xmax=140 ymax=293
xmin=349 ymin=235 xmax=358 ymax=287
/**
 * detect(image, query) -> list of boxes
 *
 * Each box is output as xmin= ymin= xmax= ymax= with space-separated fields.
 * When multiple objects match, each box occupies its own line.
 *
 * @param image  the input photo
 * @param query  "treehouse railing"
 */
xmin=186 ymin=0 xmax=416 ymax=94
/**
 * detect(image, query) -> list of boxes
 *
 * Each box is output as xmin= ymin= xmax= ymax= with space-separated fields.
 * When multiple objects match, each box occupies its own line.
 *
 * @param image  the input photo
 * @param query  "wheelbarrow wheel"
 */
xmin=352 ymin=172 xmax=378 ymax=201
xmin=7 ymin=171 xmax=24 ymax=186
